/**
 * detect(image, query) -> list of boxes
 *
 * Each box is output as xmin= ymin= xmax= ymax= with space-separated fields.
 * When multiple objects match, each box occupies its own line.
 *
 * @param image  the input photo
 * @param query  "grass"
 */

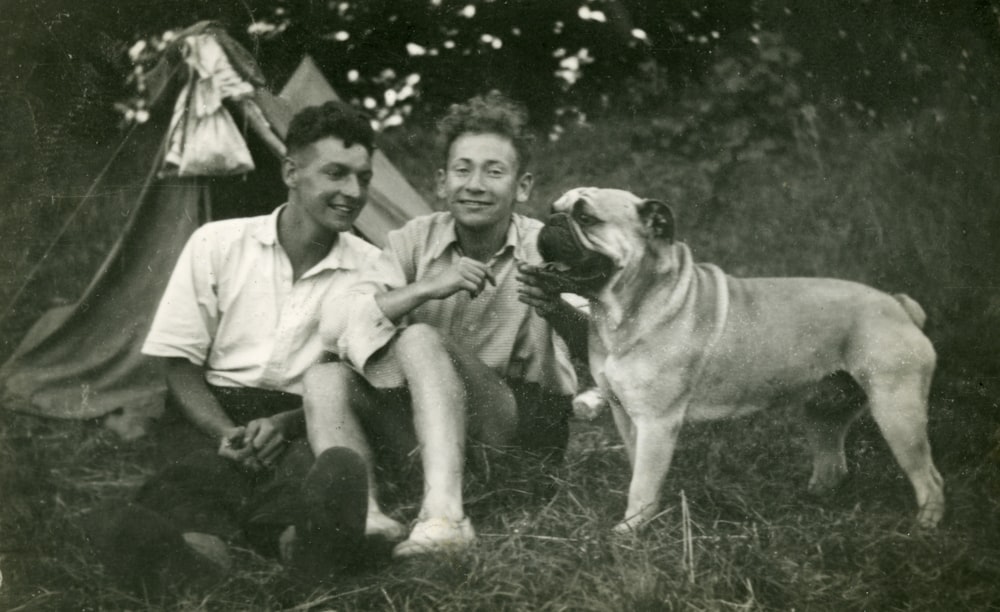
xmin=2 ymin=379 xmax=998 ymax=610
xmin=2 ymin=90 xmax=1000 ymax=608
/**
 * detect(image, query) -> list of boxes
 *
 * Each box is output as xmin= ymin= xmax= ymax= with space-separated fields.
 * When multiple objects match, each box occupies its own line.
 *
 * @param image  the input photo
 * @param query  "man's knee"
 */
xmin=395 ymin=323 xmax=449 ymax=359
xmin=303 ymin=362 xmax=356 ymax=415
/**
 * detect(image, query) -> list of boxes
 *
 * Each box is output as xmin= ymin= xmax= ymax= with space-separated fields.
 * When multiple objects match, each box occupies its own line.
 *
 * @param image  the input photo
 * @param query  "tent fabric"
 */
xmin=0 ymin=34 xmax=431 ymax=438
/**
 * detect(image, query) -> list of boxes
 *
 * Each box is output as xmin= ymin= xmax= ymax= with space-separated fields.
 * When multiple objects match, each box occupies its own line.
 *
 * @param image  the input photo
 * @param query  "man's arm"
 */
xmin=539 ymin=299 xmax=589 ymax=362
xmin=165 ymin=357 xmax=237 ymax=439
xmin=375 ymin=256 xmax=495 ymax=323
xmin=515 ymin=263 xmax=589 ymax=362
xmin=165 ymin=358 xmax=298 ymax=467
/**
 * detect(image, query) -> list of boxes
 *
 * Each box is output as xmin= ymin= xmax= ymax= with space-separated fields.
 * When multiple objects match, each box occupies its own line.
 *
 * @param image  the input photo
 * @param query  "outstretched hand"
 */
xmin=516 ymin=261 xmax=563 ymax=316
xmin=517 ymin=260 xmax=590 ymax=361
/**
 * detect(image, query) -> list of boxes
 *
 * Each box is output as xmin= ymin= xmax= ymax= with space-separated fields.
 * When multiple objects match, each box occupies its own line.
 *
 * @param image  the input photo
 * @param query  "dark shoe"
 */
xmin=81 ymin=503 xmax=229 ymax=593
xmin=292 ymin=447 xmax=368 ymax=575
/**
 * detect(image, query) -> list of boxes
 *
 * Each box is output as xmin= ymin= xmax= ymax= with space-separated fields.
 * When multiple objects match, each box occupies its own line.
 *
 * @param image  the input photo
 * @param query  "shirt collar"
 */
xmin=251 ymin=203 xmax=364 ymax=275
xmin=250 ymin=204 xmax=284 ymax=246
xmin=429 ymin=214 xmax=526 ymax=262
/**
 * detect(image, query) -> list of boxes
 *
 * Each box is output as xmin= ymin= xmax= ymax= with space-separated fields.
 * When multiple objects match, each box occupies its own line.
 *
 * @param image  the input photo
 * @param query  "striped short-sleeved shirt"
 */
xmin=324 ymin=212 xmax=580 ymax=395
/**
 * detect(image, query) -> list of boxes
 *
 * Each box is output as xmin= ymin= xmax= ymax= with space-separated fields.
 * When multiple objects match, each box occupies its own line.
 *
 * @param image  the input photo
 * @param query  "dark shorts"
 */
xmin=135 ymin=386 xmax=311 ymax=556
xmin=360 ymin=379 xmax=572 ymax=474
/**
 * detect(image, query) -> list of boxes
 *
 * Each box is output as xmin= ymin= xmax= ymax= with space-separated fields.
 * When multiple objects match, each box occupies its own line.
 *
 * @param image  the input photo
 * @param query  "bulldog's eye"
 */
xmin=576 ymin=211 xmax=598 ymax=226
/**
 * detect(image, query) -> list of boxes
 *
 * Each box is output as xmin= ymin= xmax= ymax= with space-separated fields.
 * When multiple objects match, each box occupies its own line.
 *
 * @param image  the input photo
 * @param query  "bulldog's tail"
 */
xmin=894 ymin=293 xmax=927 ymax=329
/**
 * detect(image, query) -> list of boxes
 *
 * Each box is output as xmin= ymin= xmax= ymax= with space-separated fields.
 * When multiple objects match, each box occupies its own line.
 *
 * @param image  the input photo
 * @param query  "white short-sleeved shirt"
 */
xmin=142 ymin=205 xmax=381 ymax=394
xmin=325 ymin=212 xmax=582 ymax=395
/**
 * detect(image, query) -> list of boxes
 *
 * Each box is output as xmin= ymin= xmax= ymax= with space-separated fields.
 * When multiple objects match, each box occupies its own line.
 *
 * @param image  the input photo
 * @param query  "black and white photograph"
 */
xmin=1 ymin=1 xmax=998 ymax=609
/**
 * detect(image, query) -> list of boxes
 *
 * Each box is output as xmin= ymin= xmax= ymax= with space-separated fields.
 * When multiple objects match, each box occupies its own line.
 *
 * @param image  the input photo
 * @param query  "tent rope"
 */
xmin=0 ymin=122 xmax=141 ymax=329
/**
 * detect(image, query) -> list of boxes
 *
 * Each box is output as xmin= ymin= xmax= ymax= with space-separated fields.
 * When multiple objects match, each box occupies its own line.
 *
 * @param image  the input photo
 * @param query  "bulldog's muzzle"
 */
xmin=536 ymin=212 xmax=616 ymax=295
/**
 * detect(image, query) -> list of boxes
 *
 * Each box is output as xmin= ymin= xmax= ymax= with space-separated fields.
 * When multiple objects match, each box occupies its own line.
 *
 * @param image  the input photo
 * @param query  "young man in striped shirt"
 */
xmin=304 ymin=92 xmax=587 ymax=557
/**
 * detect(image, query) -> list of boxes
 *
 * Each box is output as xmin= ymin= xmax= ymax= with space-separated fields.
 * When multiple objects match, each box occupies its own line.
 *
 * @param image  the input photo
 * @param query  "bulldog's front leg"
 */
xmin=614 ymin=412 xmax=684 ymax=533
xmin=608 ymin=398 xmax=636 ymax=466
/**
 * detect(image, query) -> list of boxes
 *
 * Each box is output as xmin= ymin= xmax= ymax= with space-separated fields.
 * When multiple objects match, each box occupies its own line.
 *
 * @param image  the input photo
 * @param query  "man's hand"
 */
xmin=516 ymin=261 xmax=590 ymax=361
xmin=217 ymin=417 xmax=289 ymax=470
xmin=244 ymin=416 xmax=291 ymax=467
xmin=424 ymin=257 xmax=496 ymax=299
xmin=516 ymin=262 xmax=562 ymax=316
xmin=217 ymin=425 xmax=262 ymax=470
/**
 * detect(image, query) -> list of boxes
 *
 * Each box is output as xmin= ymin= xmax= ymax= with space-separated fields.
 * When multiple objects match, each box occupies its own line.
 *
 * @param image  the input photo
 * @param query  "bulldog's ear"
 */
xmin=638 ymin=199 xmax=675 ymax=242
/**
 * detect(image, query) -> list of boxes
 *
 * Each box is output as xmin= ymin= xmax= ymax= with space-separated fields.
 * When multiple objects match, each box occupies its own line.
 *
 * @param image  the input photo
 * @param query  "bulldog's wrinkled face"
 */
xmin=536 ymin=187 xmax=674 ymax=295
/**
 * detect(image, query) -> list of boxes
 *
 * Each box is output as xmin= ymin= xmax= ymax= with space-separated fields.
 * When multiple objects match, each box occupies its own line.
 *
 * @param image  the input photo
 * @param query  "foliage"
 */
xmin=8 ymin=0 xmax=1000 ymax=136
xmin=111 ymin=0 xmax=651 ymax=133
xmin=627 ymin=30 xmax=817 ymax=193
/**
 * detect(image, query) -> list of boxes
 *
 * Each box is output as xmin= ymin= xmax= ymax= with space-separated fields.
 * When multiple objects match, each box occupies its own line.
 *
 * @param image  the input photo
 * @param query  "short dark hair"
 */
xmin=437 ymin=91 xmax=534 ymax=172
xmin=285 ymin=100 xmax=375 ymax=156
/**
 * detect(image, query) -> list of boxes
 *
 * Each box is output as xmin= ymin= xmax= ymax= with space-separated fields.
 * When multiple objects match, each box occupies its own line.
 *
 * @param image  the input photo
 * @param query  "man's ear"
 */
xmin=282 ymin=156 xmax=297 ymax=189
xmin=638 ymin=199 xmax=675 ymax=242
xmin=435 ymin=168 xmax=447 ymax=199
xmin=515 ymin=172 xmax=534 ymax=203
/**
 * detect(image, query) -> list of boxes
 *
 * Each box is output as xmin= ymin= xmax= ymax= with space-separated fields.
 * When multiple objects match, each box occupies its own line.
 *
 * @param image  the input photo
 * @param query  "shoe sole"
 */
xmin=294 ymin=447 xmax=369 ymax=572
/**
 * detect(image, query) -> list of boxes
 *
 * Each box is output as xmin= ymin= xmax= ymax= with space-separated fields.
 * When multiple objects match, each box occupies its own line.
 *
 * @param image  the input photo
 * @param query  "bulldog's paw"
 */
xmin=572 ymin=388 xmax=608 ymax=421
xmin=807 ymin=461 xmax=848 ymax=496
xmin=611 ymin=517 xmax=646 ymax=536
xmin=612 ymin=512 xmax=652 ymax=535
xmin=916 ymin=501 xmax=945 ymax=529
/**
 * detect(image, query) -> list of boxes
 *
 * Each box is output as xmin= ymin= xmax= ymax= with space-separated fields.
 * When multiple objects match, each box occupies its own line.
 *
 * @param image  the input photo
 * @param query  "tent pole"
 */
xmin=238 ymin=97 xmax=286 ymax=158
xmin=0 ymin=122 xmax=141 ymax=328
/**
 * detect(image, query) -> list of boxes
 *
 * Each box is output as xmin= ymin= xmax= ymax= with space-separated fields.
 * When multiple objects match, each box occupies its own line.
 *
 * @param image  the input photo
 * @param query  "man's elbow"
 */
xmin=163 ymin=356 xmax=205 ymax=388
xmin=319 ymin=312 xmax=349 ymax=350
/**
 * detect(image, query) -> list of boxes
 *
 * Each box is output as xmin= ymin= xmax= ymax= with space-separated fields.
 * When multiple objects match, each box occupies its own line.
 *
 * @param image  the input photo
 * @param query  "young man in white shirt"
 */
xmin=92 ymin=101 xmax=382 ymax=588
xmin=304 ymin=92 xmax=587 ymax=558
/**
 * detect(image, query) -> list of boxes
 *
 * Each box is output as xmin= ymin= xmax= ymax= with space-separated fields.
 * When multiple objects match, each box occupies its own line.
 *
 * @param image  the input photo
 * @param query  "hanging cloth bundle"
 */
xmin=163 ymin=33 xmax=256 ymax=176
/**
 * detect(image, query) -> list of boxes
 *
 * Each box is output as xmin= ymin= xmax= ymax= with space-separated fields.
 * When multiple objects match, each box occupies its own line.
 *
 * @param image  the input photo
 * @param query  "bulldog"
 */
xmin=535 ymin=187 xmax=944 ymax=532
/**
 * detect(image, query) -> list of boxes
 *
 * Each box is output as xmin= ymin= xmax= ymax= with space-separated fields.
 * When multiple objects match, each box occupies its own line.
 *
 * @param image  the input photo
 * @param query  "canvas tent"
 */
xmin=0 ymin=23 xmax=432 ymax=438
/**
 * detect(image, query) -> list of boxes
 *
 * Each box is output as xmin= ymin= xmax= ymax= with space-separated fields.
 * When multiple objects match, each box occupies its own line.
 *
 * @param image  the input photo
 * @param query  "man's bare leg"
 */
xmin=392 ymin=324 xmax=469 ymax=522
xmin=392 ymin=323 xmax=517 ymax=555
xmin=303 ymin=362 xmax=407 ymax=540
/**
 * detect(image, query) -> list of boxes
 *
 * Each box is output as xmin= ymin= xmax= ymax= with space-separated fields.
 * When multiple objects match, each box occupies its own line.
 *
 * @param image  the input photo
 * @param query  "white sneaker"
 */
xmin=392 ymin=516 xmax=476 ymax=558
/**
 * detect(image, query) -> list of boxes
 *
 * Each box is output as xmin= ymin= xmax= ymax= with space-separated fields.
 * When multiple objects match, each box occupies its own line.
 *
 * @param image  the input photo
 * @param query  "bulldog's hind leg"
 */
xmin=802 ymin=372 xmax=867 ymax=495
xmin=855 ymin=338 xmax=944 ymax=528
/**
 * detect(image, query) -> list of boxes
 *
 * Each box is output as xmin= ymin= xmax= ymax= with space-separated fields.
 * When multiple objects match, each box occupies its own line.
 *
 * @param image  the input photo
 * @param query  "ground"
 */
xmin=1 ymin=365 xmax=998 ymax=610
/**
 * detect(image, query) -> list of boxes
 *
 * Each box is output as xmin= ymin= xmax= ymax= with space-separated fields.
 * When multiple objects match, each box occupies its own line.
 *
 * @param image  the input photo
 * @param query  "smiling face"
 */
xmin=437 ymin=132 xmax=533 ymax=232
xmin=283 ymin=136 xmax=373 ymax=236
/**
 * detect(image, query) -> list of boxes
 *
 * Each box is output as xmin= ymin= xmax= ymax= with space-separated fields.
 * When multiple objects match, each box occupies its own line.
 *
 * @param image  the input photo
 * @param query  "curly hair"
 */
xmin=437 ymin=91 xmax=535 ymax=172
xmin=285 ymin=100 xmax=375 ymax=156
